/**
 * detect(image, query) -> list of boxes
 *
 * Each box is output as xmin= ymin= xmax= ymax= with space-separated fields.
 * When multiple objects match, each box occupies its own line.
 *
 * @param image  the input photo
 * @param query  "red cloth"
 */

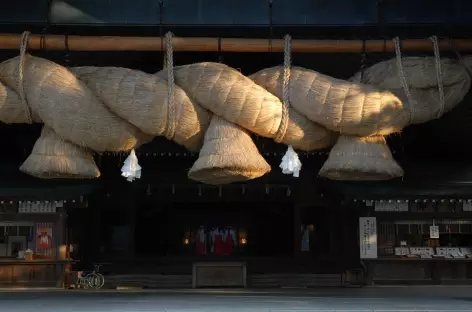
xmin=196 ymin=231 xmax=206 ymax=256
xmin=196 ymin=240 xmax=205 ymax=256
xmin=214 ymin=232 xmax=224 ymax=256
xmin=225 ymin=233 xmax=234 ymax=255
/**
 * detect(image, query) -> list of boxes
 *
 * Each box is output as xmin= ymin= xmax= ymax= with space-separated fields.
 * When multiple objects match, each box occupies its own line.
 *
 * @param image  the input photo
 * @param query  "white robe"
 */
xmin=301 ymin=226 xmax=310 ymax=252
xmin=196 ymin=228 xmax=207 ymax=255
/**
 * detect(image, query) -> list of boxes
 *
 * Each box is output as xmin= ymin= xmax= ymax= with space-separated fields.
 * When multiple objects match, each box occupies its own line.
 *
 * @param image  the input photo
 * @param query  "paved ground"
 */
xmin=1 ymin=287 xmax=472 ymax=311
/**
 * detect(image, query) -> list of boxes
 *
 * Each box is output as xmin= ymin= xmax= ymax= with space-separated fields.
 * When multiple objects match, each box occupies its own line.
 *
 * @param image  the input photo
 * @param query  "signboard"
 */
xmin=430 ymin=225 xmax=439 ymax=239
xmin=374 ymin=201 xmax=408 ymax=212
xmin=18 ymin=202 xmax=58 ymax=214
xmin=463 ymin=202 xmax=472 ymax=212
xmin=359 ymin=217 xmax=377 ymax=259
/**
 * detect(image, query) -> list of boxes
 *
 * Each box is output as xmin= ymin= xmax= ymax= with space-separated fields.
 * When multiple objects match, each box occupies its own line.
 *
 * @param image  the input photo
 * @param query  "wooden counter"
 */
xmin=363 ymin=258 xmax=472 ymax=286
xmin=0 ymin=259 xmax=74 ymax=288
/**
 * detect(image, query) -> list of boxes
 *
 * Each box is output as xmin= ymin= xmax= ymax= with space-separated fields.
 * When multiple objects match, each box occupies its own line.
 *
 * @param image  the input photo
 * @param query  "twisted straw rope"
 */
xmin=429 ymin=35 xmax=445 ymax=118
xmin=18 ymin=31 xmax=33 ymax=125
xmin=394 ymin=36 xmax=446 ymax=121
xmin=274 ymin=34 xmax=292 ymax=143
xmin=393 ymin=36 xmax=416 ymax=123
xmin=164 ymin=31 xmax=176 ymax=140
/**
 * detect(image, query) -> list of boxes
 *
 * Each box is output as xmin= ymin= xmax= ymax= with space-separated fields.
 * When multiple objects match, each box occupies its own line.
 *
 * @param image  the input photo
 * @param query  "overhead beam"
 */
xmin=1 ymin=33 xmax=472 ymax=53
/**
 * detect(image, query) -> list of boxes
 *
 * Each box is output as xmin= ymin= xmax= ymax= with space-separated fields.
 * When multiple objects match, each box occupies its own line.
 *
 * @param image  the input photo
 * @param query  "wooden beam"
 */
xmin=0 ymin=33 xmax=472 ymax=53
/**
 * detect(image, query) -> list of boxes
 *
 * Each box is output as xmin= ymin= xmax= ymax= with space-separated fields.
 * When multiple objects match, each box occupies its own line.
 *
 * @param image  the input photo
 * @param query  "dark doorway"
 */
xmin=134 ymin=201 xmax=294 ymax=257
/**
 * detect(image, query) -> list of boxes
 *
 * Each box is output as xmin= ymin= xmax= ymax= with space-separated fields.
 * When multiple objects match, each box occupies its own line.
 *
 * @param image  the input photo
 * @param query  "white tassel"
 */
xmin=279 ymin=145 xmax=302 ymax=177
xmin=121 ymin=149 xmax=142 ymax=182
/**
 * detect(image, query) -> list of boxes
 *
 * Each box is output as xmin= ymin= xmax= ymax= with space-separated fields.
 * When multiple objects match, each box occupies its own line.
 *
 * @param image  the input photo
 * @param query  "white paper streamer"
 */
xmin=121 ymin=149 xmax=142 ymax=182
xmin=279 ymin=145 xmax=302 ymax=177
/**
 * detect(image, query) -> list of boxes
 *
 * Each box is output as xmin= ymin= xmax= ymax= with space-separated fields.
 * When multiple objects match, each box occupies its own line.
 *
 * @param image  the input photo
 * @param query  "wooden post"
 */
xmin=56 ymin=206 xmax=67 ymax=288
xmin=128 ymin=185 xmax=137 ymax=258
xmin=293 ymin=204 xmax=302 ymax=256
xmin=1 ymin=33 xmax=472 ymax=53
xmin=56 ymin=207 xmax=66 ymax=258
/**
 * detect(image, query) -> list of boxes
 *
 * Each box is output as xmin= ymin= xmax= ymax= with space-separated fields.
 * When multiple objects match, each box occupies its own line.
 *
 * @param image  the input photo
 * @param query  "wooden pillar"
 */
xmin=127 ymin=185 xmax=137 ymax=258
xmin=293 ymin=204 xmax=302 ymax=256
xmin=95 ymin=196 xmax=102 ymax=258
xmin=56 ymin=206 xmax=68 ymax=288
xmin=56 ymin=207 xmax=66 ymax=259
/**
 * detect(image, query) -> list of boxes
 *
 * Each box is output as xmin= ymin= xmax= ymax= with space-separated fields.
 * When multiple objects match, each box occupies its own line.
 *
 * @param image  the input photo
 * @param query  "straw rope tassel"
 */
xmin=278 ymin=34 xmax=302 ymax=178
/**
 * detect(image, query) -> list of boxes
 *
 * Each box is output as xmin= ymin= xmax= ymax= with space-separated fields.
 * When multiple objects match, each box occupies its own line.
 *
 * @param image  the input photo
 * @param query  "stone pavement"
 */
xmin=1 ymin=287 xmax=472 ymax=311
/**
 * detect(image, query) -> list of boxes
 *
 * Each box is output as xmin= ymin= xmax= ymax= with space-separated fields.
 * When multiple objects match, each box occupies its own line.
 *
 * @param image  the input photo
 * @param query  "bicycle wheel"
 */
xmin=95 ymin=273 xmax=105 ymax=289
xmin=85 ymin=273 xmax=103 ymax=289
xmin=76 ymin=277 xmax=90 ymax=289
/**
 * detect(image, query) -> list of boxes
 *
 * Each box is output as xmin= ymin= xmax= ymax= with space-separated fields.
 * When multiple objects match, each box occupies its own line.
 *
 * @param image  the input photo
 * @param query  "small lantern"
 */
xmin=240 ymin=238 xmax=247 ymax=245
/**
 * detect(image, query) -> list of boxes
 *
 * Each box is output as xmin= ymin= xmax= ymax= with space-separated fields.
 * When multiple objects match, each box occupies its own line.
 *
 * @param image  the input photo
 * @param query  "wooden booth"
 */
xmin=358 ymin=196 xmax=472 ymax=285
xmin=0 ymin=176 xmax=92 ymax=288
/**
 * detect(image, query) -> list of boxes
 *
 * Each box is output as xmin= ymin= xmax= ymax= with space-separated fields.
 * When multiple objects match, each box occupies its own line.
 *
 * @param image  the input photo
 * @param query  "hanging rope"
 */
xmin=275 ymin=34 xmax=291 ymax=143
xmin=277 ymin=35 xmax=302 ymax=178
xmin=164 ymin=31 xmax=176 ymax=140
xmin=393 ymin=36 xmax=415 ymax=123
xmin=429 ymin=35 xmax=445 ymax=118
xmin=18 ymin=31 xmax=33 ymax=124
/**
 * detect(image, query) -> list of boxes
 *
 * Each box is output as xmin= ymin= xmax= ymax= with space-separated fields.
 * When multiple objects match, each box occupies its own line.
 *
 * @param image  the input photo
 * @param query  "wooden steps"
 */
xmin=104 ymin=273 xmax=343 ymax=289
xmin=105 ymin=274 xmax=192 ymax=289
xmin=249 ymin=273 xmax=343 ymax=288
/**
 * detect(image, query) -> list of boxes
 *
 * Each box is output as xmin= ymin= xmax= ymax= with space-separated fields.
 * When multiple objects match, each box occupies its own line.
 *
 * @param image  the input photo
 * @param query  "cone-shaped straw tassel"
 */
xmin=319 ymin=135 xmax=403 ymax=181
xmin=20 ymin=126 xmax=100 ymax=179
xmin=188 ymin=115 xmax=271 ymax=185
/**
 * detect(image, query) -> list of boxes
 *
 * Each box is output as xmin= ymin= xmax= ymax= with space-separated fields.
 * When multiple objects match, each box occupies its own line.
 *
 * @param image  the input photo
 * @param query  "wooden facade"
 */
xmin=0 ymin=0 xmax=471 ymax=288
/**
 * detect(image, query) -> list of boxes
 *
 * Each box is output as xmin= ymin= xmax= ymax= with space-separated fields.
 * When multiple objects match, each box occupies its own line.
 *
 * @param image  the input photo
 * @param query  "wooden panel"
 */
xmin=373 ymin=263 xmax=429 ymax=280
xmin=0 ymin=262 xmax=64 ymax=287
xmin=50 ymin=0 xmax=158 ymax=24
xmin=249 ymin=273 xmax=342 ymax=288
xmin=0 ymin=1 xmax=49 ymax=23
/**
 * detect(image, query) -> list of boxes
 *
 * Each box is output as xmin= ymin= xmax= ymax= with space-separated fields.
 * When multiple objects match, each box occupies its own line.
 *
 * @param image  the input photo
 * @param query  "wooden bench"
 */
xmin=192 ymin=262 xmax=247 ymax=288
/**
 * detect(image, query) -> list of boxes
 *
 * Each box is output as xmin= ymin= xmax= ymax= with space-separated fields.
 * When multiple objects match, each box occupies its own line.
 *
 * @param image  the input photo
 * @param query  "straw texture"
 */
xmin=0 ymin=55 xmax=151 ymax=151
xmin=319 ymin=135 xmax=403 ymax=181
xmin=172 ymin=62 xmax=336 ymax=151
xmin=20 ymin=126 xmax=100 ymax=179
xmin=188 ymin=115 xmax=271 ymax=184
xmin=70 ymin=66 xmax=211 ymax=152
xmin=350 ymin=57 xmax=471 ymax=123
xmin=0 ymin=50 xmax=468 ymax=183
xmin=250 ymin=66 xmax=410 ymax=136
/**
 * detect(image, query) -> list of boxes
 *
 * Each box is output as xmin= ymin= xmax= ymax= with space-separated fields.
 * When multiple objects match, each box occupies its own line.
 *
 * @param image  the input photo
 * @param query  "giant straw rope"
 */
xmin=1 ymin=32 xmax=471 ymax=184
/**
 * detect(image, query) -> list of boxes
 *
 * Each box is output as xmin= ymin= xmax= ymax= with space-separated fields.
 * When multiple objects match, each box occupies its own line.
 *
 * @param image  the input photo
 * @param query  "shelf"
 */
xmin=374 ymin=212 xmax=472 ymax=220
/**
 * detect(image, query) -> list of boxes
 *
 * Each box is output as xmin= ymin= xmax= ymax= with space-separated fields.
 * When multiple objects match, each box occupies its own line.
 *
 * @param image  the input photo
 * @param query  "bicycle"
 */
xmin=76 ymin=263 xmax=105 ymax=289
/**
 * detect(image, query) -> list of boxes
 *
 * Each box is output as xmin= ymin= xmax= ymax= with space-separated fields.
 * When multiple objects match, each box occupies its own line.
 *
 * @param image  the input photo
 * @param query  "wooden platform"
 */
xmin=104 ymin=273 xmax=343 ymax=289
xmin=100 ymin=256 xmax=348 ymax=289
